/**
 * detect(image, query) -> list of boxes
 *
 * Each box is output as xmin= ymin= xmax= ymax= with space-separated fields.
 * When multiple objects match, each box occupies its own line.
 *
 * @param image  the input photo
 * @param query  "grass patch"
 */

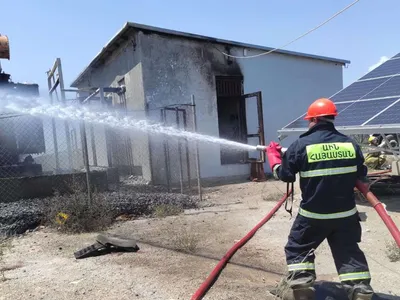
xmin=43 ymin=191 xmax=114 ymax=234
xmin=153 ymin=204 xmax=183 ymax=218
xmin=262 ymin=192 xmax=283 ymax=202
xmin=171 ymin=227 xmax=200 ymax=253
xmin=385 ymin=240 xmax=400 ymax=262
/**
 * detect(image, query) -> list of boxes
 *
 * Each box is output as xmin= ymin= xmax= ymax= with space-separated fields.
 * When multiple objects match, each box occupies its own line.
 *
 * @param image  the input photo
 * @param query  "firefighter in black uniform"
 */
xmin=266 ymin=98 xmax=374 ymax=300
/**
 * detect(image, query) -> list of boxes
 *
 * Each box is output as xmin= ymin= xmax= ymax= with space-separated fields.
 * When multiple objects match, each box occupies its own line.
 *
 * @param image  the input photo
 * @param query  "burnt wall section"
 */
xmin=139 ymin=30 xmax=248 ymax=185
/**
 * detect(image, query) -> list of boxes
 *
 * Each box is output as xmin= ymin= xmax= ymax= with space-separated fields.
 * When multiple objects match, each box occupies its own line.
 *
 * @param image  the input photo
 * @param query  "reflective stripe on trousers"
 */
xmin=300 ymin=165 xmax=357 ymax=178
xmin=339 ymin=271 xmax=371 ymax=282
xmin=288 ymin=262 xmax=315 ymax=272
xmin=298 ymin=207 xmax=358 ymax=220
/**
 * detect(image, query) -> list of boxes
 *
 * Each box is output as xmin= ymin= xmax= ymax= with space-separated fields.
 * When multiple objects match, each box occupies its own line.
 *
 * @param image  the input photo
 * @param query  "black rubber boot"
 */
xmin=291 ymin=277 xmax=316 ymax=300
xmin=344 ymin=283 xmax=374 ymax=300
xmin=269 ymin=275 xmax=315 ymax=300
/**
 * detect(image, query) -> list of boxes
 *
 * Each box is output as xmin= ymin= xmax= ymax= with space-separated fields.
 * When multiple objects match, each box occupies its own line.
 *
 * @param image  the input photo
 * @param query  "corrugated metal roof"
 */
xmin=70 ymin=22 xmax=350 ymax=87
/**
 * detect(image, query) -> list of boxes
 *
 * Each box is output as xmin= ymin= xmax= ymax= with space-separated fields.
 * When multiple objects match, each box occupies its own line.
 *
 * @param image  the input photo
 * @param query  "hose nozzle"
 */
xmin=255 ymin=145 xmax=267 ymax=151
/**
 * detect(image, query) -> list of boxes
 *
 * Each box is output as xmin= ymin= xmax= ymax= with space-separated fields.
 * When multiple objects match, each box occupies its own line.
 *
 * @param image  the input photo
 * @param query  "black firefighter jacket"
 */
xmin=276 ymin=122 xmax=367 ymax=218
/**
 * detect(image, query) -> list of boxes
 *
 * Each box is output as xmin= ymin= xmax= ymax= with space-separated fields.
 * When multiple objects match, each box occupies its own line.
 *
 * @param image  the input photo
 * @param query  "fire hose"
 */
xmin=190 ymin=188 xmax=293 ymax=300
xmin=191 ymin=180 xmax=400 ymax=300
xmin=355 ymin=180 xmax=400 ymax=247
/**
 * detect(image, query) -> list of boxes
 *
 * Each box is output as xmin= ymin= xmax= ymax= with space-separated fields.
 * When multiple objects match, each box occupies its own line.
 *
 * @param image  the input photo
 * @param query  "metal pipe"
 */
xmin=57 ymin=58 xmax=73 ymax=171
xmin=256 ymin=91 xmax=266 ymax=163
xmin=145 ymin=102 xmax=154 ymax=183
xmin=62 ymin=88 xmax=80 ymax=93
xmin=182 ymin=109 xmax=191 ymax=190
xmin=47 ymin=73 xmax=60 ymax=173
xmin=47 ymin=59 xmax=59 ymax=78
xmin=81 ymin=88 xmax=100 ymax=104
xmin=176 ymin=107 xmax=184 ymax=194
xmin=161 ymin=109 xmax=171 ymax=192
xmin=100 ymin=88 xmax=113 ymax=168
xmin=90 ymin=124 xmax=98 ymax=166
xmin=103 ymin=87 xmax=125 ymax=93
xmin=121 ymin=93 xmax=135 ymax=175
xmin=48 ymin=77 xmax=60 ymax=94
xmin=80 ymin=121 xmax=92 ymax=206
xmin=191 ymin=95 xmax=202 ymax=201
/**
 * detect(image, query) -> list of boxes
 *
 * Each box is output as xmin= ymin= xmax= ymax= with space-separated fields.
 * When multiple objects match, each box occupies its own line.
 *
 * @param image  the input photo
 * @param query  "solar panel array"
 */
xmin=281 ymin=52 xmax=400 ymax=131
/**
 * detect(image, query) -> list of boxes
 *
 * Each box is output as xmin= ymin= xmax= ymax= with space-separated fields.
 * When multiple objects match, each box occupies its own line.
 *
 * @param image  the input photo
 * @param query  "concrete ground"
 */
xmin=1 ymin=179 xmax=400 ymax=300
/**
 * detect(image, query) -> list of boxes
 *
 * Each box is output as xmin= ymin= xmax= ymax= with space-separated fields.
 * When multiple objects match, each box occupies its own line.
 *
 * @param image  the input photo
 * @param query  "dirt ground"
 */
xmin=1 ymin=179 xmax=400 ymax=300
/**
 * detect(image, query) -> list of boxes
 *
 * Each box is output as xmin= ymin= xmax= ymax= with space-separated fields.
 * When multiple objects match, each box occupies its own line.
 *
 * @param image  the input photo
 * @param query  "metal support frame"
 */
xmin=175 ymin=107 xmax=184 ymax=194
xmin=120 ymin=91 xmax=135 ymax=176
xmin=380 ymin=132 xmax=399 ymax=160
xmin=98 ymin=88 xmax=113 ymax=168
xmin=46 ymin=71 xmax=60 ymax=173
xmin=161 ymin=108 xmax=171 ymax=192
xmin=47 ymin=58 xmax=73 ymax=171
xmin=90 ymin=124 xmax=98 ymax=167
xmin=80 ymin=121 xmax=92 ymax=205
xmin=191 ymin=95 xmax=202 ymax=201
xmin=81 ymin=86 xmax=129 ymax=173
xmin=159 ymin=102 xmax=199 ymax=196
xmin=182 ymin=109 xmax=191 ymax=191
xmin=161 ymin=107 xmax=191 ymax=194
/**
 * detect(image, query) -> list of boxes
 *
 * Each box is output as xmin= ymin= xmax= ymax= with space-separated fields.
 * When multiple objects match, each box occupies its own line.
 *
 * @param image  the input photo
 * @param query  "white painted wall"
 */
xmin=139 ymin=32 xmax=345 ymax=182
xmin=235 ymin=47 xmax=344 ymax=172
xmin=72 ymin=37 xmax=153 ymax=181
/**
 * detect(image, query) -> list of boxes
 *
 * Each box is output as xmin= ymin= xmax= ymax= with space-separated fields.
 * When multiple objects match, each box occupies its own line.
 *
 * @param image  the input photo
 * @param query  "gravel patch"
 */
xmin=0 ymin=200 xmax=44 ymax=236
xmin=0 ymin=191 xmax=200 ymax=237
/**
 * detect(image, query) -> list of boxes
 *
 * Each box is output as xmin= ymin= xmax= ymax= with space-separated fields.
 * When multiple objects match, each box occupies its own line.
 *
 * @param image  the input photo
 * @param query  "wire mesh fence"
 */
xmin=0 ymin=90 xmax=203 ymax=205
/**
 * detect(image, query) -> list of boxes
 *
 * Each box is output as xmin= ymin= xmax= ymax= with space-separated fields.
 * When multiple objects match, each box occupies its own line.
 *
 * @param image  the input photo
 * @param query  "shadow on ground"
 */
xmin=269 ymin=281 xmax=399 ymax=299
xmin=136 ymin=239 xmax=285 ymax=277
xmin=313 ymin=281 xmax=399 ymax=300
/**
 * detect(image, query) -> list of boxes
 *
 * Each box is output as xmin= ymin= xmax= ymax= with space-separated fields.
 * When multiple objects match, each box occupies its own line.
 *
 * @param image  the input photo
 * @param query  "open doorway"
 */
xmin=216 ymin=75 xmax=248 ymax=165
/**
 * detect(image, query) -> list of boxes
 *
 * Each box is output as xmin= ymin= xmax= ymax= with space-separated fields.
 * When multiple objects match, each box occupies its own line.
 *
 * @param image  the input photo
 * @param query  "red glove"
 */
xmin=266 ymin=141 xmax=282 ymax=170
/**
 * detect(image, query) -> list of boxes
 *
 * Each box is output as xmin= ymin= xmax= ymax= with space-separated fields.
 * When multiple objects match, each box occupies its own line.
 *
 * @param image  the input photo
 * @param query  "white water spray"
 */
xmin=1 ymin=96 xmax=258 ymax=152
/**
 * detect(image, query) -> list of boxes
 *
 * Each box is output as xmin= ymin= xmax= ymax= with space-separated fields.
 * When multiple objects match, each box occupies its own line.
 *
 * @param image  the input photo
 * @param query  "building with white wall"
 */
xmin=70 ymin=22 xmax=349 ymax=185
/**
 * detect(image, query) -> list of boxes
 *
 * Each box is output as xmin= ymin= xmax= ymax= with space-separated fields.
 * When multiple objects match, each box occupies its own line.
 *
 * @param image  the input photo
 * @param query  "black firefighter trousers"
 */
xmin=284 ymin=213 xmax=371 ymax=286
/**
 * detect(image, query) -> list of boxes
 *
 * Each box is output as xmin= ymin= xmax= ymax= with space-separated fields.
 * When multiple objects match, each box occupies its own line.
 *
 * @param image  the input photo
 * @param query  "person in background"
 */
xmin=364 ymin=135 xmax=389 ymax=170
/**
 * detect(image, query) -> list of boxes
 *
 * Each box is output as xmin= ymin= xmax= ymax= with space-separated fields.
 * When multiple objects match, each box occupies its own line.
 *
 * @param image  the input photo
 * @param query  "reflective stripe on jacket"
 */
xmin=275 ymin=122 xmax=367 ymax=218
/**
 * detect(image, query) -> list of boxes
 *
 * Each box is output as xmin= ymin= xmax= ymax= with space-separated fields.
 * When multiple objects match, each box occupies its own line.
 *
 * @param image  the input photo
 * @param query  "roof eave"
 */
xmin=70 ymin=22 xmax=132 ymax=87
xmin=124 ymin=22 xmax=350 ymax=65
xmin=70 ymin=22 xmax=350 ymax=87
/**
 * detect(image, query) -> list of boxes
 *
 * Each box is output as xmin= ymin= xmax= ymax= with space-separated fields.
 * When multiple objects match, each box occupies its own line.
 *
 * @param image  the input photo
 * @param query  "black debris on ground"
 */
xmin=0 ymin=191 xmax=200 ymax=237
xmin=0 ymin=199 xmax=45 ymax=236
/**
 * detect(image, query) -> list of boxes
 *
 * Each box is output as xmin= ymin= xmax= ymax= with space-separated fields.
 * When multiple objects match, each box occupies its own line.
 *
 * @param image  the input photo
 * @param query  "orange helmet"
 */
xmin=304 ymin=98 xmax=338 ymax=120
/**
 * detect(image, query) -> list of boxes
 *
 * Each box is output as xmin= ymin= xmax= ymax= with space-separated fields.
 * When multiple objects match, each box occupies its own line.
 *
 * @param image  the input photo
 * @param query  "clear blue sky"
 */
xmin=0 ymin=0 xmax=398 ymax=96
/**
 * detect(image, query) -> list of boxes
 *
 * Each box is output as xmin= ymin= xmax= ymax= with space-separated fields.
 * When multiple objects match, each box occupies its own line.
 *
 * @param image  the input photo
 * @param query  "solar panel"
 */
xmin=365 ymin=99 xmax=400 ymax=125
xmin=392 ymin=53 xmax=400 ymax=59
xmin=360 ymin=58 xmax=400 ymax=80
xmin=279 ymin=51 xmax=400 ymax=135
xmin=284 ymin=103 xmax=355 ymax=129
xmin=331 ymin=77 xmax=388 ymax=102
xmin=361 ymin=76 xmax=400 ymax=99
xmin=334 ymin=98 xmax=398 ymax=126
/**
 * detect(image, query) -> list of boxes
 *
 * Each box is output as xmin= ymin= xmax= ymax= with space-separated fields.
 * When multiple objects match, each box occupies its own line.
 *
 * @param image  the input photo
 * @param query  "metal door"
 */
xmin=241 ymin=91 xmax=265 ymax=163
